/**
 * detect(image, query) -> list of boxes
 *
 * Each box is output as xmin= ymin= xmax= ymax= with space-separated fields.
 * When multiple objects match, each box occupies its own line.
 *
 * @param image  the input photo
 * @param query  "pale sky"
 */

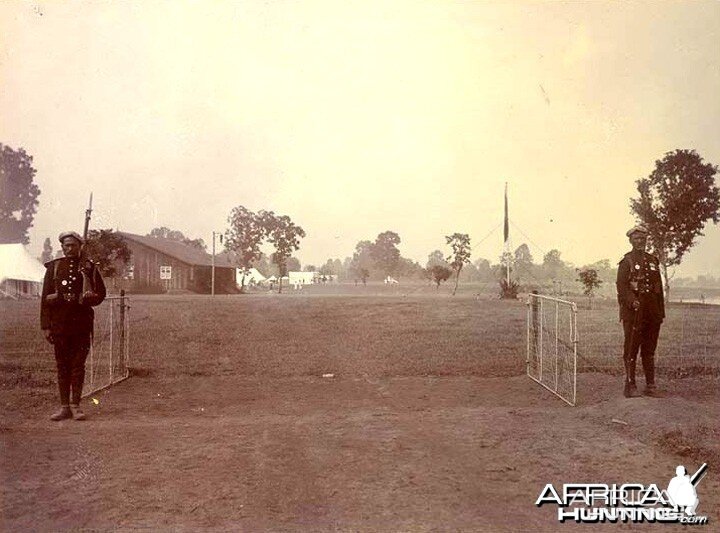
xmin=2 ymin=1 xmax=719 ymax=275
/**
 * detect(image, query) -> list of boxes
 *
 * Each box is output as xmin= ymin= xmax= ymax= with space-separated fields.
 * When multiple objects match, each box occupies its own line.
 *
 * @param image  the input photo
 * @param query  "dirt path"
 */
xmin=2 ymin=374 xmax=718 ymax=531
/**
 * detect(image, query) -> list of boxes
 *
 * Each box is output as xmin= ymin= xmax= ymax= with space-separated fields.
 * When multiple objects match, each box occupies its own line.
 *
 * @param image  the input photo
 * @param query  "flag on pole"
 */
xmin=503 ymin=182 xmax=509 ymax=243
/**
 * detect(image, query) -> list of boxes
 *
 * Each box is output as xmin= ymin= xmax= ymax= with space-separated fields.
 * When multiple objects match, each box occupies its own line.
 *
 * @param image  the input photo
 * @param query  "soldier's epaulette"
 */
xmin=618 ymin=252 xmax=632 ymax=265
xmin=44 ymin=258 xmax=61 ymax=268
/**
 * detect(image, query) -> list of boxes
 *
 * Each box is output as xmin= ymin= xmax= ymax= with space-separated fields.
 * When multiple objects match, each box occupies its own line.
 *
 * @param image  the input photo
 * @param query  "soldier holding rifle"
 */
xmin=41 ymin=197 xmax=106 ymax=421
xmin=616 ymin=225 xmax=665 ymax=398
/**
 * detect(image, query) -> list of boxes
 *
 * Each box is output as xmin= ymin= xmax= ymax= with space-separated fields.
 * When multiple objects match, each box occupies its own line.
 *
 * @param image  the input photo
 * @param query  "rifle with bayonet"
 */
xmin=80 ymin=193 xmax=95 ymax=304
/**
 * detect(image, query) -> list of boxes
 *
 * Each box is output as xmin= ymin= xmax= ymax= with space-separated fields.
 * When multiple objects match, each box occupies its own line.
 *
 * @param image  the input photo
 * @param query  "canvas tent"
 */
xmin=0 ymin=244 xmax=46 ymax=299
xmin=236 ymin=267 xmax=266 ymax=286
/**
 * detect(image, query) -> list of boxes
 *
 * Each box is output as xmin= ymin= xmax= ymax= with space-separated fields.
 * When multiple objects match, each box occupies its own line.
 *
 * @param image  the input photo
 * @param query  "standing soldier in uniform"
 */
xmin=41 ymin=231 xmax=106 ymax=420
xmin=616 ymin=225 xmax=665 ymax=398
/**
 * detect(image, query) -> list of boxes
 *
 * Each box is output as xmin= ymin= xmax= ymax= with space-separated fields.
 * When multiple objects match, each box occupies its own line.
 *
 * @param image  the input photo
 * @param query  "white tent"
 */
xmin=236 ymin=267 xmax=266 ymax=286
xmin=0 ymin=244 xmax=46 ymax=299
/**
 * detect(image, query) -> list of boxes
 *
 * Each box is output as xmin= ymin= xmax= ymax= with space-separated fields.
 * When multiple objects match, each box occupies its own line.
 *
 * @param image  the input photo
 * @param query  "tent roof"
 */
xmin=0 ymin=244 xmax=46 ymax=283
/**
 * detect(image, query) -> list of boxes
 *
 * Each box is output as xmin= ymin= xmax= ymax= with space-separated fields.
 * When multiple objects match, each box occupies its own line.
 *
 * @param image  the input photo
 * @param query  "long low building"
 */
xmin=117 ymin=232 xmax=236 ymax=294
xmin=0 ymin=243 xmax=46 ymax=299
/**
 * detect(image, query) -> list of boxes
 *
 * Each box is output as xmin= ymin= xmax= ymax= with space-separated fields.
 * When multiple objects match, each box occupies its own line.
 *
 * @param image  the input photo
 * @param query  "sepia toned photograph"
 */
xmin=1 ymin=1 xmax=719 ymax=530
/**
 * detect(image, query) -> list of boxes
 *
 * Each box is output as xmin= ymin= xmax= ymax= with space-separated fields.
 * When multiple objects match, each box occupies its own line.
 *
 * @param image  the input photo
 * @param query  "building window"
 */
xmin=160 ymin=265 xmax=172 ymax=280
xmin=125 ymin=265 xmax=134 ymax=280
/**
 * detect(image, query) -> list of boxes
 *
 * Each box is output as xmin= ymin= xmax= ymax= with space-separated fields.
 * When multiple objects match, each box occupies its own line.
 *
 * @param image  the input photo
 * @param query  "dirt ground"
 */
xmin=2 ymin=371 xmax=718 ymax=532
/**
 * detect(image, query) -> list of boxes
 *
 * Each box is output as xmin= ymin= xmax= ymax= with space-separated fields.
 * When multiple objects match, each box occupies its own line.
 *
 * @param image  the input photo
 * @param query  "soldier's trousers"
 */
xmin=53 ymin=331 xmax=91 ymax=405
xmin=622 ymin=314 xmax=661 ymax=385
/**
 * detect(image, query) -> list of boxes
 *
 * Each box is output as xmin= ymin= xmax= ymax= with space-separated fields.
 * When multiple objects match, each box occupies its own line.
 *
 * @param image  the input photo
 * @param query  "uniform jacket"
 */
xmin=616 ymin=250 xmax=665 ymax=323
xmin=40 ymin=257 xmax=107 ymax=335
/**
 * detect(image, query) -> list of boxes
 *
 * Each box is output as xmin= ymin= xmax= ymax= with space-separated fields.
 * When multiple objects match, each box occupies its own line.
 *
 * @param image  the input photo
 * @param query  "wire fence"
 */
xmin=571 ymin=299 xmax=720 ymax=377
xmin=0 ymin=295 xmax=131 ymax=395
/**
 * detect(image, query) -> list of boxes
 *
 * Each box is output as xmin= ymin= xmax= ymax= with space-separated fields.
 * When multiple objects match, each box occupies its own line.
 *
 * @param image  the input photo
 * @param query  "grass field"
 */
xmin=2 ymin=285 xmax=719 ymax=530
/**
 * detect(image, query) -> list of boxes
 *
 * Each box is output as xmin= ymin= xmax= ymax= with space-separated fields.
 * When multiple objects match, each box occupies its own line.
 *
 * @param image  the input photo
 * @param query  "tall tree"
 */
xmin=445 ymin=233 xmax=471 ymax=296
xmin=542 ymin=249 xmax=566 ymax=280
xmin=260 ymin=210 xmax=306 ymax=293
xmin=319 ymin=259 xmax=335 ymax=276
xmin=371 ymin=231 xmax=401 ymax=278
xmin=286 ymin=257 xmax=301 ymax=272
xmin=474 ymin=258 xmax=493 ymax=282
xmin=84 ymin=229 xmax=132 ymax=278
xmin=224 ymin=206 xmax=266 ymax=291
xmin=40 ymin=237 xmax=53 ymax=264
xmin=332 ymin=258 xmax=344 ymax=279
xmin=429 ymin=265 xmax=452 ymax=289
xmin=349 ymin=240 xmax=374 ymax=285
xmin=426 ymin=250 xmax=448 ymax=269
xmin=0 ymin=144 xmax=40 ymax=244
xmin=631 ymin=149 xmax=720 ymax=301
xmin=576 ymin=268 xmax=602 ymax=309
xmin=513 ymin=243 xmax=534 ymax=280
xmin=147 ymin=226 xmax=206 ymax=251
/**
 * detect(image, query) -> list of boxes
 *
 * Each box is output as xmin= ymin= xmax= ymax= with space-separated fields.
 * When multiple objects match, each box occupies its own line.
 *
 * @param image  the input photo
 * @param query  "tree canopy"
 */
xmin=0 ymin=144 xmax=40 ymax=244
xmin=147 ymin=226 xmax=206 ymax=251
xmin=631 ymin=150 xmax=719 ymax=299
xmin=445 ymin=233 xmax=471 ymax=295
xmin=371 ymin=231 xmax=401 ymax=277
xmin=84 ymin=229 xmax=132 ymax=278
xmin=260 ymin=210 xmax=306 ymax=292
xmin=224 ymin=206 xmax=266 ymax=289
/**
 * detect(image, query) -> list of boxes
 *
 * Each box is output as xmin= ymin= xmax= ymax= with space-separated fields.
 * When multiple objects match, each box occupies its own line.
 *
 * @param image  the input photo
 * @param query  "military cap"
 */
xmin=58 ymin=231 xmax=84 ymax=244
xmin=626 ymin=225 xmax=649 ymax=237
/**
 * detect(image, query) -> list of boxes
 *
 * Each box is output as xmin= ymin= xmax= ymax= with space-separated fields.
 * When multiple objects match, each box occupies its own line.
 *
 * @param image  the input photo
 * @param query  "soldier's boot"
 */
xmin=70 ymin=404 xmax=86 ymax=421
xmin=644 ymin=383 xmax=658 ymax=396
xmin=50 ymin=405 xmax=73 ymax=421
xmin=624 ymin=382 xmax=641 ymax=398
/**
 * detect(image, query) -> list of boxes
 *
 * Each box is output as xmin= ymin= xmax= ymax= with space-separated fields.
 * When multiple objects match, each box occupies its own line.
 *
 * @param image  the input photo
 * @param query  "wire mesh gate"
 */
xmin=83 ymin=293 xmax=130 ymax=398
xmin=527 ymin=293 xmax=578 ymax=406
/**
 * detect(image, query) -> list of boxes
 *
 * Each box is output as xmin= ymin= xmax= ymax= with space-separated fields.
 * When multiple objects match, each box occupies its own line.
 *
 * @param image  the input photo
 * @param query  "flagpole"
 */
xmin=504 ymin=182 xmax=510 ymax=285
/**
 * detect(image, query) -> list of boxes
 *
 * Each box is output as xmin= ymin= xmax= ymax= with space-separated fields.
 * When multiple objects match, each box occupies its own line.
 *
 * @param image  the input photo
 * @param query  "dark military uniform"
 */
xmin=41 ymin=256 xmax=106 ymax=406
xmin=616 ymin=249 xmax=664 ymax=391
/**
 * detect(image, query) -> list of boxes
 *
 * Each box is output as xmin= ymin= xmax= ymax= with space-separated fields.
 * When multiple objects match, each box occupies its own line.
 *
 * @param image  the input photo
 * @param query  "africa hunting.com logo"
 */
xmin=536 ymin=463 xmax=709 ymax=525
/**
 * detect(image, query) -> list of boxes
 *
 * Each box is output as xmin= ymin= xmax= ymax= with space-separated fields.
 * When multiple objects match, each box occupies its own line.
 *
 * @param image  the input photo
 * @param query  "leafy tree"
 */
xmin=513 ymin=243 xmax=535 ymax=280
xmin=40 ymin=237 xmax=53 ymax=264
xmin=429 ymin=265 xmax=452 ymax=289
xmin=445 ymin=233 xmax=471 ymax=295
xmin=630 ymin=149 xmax=720 ymax=301
xmin=332 ymin=258 xmax=344 ymax=279
xmin=318 ymin=259 xmax=335 ymax=277
xmin=147 ymin=226 xmax=206 ymax=251
xmin=286 ymin=256 xmax=301 ymax=272
xmin=576 ymin=268 xmax=602 ymax=308
xmin=304 ymin=264 xmax=317 ymax=272
xmin=426 ymin=250 xmax=447 ymax=269
xmin=0 ymin=144 xmax=40 ymax=244
xmin=371 ymin=231 xmax=401 ymax=278
xmin=224 ymin=206 xmax=266 ymax=291
xmin=349 ymin=240 xmax=374 ymax=285
xmin=459 ymin=262 xmax=480 ymax=282
xmin=84 ymin=229 xmax=132 ymax=278
xmin=474 ymin=258 xmax=493 ymax=282
xmin=542 ymin=249 xmax=566 ymax=280
xmin=581 ymin=258 xmax=616 ymax=286
xmin=396 ymin=257 xmax=424 ymax=280
xmin=259 ymin=210 xmax=306 ymax=293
